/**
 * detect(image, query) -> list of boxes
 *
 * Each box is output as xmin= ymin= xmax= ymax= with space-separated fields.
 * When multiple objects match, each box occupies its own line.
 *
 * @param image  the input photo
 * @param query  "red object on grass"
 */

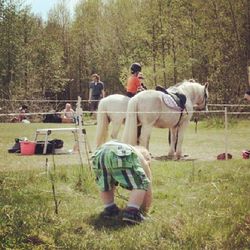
xmin=242 ymin=150 xmax=250 ymax=159
xmin=217 ymin=153 xmax=232 ymax=160
xmin=20 ymin=141 xmax=36 ymax=155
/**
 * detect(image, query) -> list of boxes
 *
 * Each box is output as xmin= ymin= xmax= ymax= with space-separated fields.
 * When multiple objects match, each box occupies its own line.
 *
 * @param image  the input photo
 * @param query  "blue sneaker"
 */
xmin=122 ymin=208 xmax=146 ymax=224
xmin=100 ymin=204 xmax=120 ymax=218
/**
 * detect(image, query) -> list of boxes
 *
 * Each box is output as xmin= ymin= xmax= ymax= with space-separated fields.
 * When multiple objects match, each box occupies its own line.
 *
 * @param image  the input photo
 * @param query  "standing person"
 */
xmin=126 ymin=63 xmax=142 ymax=97
xmin=88 ymin=73 xmax=105 ymax=117
xmin=91 ymin=140 xmax=152 ymax=224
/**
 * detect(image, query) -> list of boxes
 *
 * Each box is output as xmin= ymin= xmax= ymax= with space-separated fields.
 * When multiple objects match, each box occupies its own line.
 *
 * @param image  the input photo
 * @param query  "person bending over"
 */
xmin=91 ymin=140 xmax=152 ymax=224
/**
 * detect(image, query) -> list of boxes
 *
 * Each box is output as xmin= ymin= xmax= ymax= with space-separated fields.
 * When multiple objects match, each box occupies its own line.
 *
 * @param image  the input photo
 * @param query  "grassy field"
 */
xmin=0 ymin=121 xmax=250 ymax=249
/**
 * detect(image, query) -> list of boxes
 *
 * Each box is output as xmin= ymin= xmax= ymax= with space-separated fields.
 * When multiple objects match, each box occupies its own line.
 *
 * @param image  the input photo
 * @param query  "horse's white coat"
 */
xmin=122 ymin=81 xmax=209 ymax=159
xmin=95 ymin=94 xmax=130 ymax=147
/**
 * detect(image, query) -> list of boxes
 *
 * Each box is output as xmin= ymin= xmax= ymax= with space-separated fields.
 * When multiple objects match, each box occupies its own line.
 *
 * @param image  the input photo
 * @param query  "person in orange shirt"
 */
xmin=126 ymin=63 xmax=142 ymax=97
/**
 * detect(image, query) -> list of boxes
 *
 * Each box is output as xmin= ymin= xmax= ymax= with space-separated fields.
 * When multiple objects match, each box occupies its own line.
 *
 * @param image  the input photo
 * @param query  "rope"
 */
xmin=208 ymin=103 xmax=250 ymax=107
xmin=1 ymin=99 xmax=250 ymax=107
xmin=0 ymin=99 xmax=97 ymax=103
xmin=1 ymin=110 xmax=250 ymax=118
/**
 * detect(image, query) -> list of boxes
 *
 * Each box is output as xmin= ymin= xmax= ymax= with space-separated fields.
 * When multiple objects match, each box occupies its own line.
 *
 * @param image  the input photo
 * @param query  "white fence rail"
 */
xmin=1 ymin=99 xmax=250 ymax=161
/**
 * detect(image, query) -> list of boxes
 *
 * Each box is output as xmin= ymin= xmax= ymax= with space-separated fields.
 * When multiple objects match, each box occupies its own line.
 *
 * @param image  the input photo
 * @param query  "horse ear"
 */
xmin=204 ymin=82 xmax=209 ymax=89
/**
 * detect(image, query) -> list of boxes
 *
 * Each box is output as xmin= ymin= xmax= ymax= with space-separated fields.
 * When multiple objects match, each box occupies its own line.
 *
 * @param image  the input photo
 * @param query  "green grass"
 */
xmin=0 ymin=122 xmax=250 ymax=249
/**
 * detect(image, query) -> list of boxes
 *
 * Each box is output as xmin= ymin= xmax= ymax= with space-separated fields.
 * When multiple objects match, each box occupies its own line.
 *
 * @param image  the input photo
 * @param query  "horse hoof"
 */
xmin=175 ymin=155 xmax=182 ymax=160
xmin=167 ymin=155 xmax=175 ymax=160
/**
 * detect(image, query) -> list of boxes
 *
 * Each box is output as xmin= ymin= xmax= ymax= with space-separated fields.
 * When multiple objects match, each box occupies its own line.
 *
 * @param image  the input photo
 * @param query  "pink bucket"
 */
xmin=20 ymin=141 xmax=36 ymax=155
xmin=242 ymin=150 xmax=250 ymax=159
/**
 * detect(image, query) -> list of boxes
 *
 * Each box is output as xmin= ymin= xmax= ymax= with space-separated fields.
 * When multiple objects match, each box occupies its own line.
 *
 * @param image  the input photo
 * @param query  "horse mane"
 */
xmin=173 ymin=79 xmax=198 ymax=87
xmin=172 ymin=82 xmax=183 ymax=87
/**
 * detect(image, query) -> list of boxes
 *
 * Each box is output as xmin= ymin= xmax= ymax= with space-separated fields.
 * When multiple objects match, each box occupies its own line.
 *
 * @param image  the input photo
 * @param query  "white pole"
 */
xmin=76 ymin=96 xmax=85 ymax=167
xmin=224 ymin=107 xmax=228 ymax=160
xmin=76 ymin=96 xmax=92 ymax=169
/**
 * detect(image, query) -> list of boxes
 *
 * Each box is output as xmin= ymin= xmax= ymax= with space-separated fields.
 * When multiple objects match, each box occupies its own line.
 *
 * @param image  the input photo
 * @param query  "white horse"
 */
xmin=95 ymin=94 xmax=130 ymax=147
xmin=122 ymin=80 xmax=209 ymax=159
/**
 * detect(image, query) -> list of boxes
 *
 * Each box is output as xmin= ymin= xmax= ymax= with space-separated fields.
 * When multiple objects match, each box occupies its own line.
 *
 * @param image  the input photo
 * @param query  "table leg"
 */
xmin=43 ymin=132 xmax=49 ymax=154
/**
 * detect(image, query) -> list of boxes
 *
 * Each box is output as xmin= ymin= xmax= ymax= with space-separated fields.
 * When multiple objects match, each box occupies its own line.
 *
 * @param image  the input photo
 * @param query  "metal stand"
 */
xmin=75 ymin=96 xmax=92 ymax=169
xmin=34 ymin=97 xmax=92 ymax=169
xmin=35 ymin=128 xmax=80 ymax=154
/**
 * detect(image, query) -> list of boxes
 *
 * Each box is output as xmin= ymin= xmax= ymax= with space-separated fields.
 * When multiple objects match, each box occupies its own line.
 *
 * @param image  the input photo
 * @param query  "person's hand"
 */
xmin=141 ymin=83 xmax=147 ymax=90
xmin=137 ymin=86 xmax=145 ymax=93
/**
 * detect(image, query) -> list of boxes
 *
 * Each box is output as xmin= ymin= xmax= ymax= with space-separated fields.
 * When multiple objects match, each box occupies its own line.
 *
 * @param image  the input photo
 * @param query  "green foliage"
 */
xmin=0 ymin=160 xmax=249 ymax=249
xmin=204 ymin=115 xmax=238 ymax=128
xmin=0 ymin=0 xmax=249 ymax=101
xmin=1 ymin=122 xmax=250 ymax=249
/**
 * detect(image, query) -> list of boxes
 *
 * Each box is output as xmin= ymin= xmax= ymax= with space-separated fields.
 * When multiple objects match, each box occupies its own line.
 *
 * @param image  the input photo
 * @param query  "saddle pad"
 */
xmin=162 ymin=93 xmax=183 ymax=111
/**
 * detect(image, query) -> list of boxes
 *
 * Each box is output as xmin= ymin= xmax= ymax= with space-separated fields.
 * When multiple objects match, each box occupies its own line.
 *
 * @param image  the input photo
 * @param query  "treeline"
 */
xmin=0 ymin=0 xmax=249 ymax=103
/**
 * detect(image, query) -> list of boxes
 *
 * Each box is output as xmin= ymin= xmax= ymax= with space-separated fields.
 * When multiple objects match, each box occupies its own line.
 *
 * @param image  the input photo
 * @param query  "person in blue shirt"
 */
xmin=88 ymin=74 xmax=105 ymax=117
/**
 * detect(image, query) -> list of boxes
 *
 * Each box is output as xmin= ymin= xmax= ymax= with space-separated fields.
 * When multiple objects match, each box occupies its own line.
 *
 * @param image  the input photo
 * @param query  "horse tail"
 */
xmin=95 ymin=100 xmax=109 ymax=147
xmin=122 ymin=97 xmax=138 ymax=145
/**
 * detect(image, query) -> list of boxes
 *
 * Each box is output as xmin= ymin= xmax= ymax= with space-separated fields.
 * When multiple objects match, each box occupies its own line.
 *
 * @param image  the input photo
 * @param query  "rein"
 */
xmin=174 ymin=107 xmax=188 ymax=128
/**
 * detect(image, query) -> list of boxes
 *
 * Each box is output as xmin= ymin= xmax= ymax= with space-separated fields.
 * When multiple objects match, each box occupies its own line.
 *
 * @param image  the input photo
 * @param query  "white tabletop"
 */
xmin=36 ymin=128 xmax=79 ymax=132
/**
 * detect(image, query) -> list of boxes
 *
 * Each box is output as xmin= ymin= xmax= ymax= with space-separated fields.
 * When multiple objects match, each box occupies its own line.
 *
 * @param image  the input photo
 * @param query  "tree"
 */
xmin=0 ymin=0 xmax=249 ymax=105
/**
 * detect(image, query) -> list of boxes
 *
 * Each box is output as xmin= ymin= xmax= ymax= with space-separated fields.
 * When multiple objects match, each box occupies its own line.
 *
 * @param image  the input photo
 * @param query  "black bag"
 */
xmin=51 ymin=139 xmax=64 ymax=149
xmin=43 ymin=113 xmax=62 ymax=123
xmin=35 ymin=141 xmax=54 ymax=154
xmin=35 ymin=139 xmax=64 ymax=155
xmin=8 ymin=138 xmax=22 ymax=153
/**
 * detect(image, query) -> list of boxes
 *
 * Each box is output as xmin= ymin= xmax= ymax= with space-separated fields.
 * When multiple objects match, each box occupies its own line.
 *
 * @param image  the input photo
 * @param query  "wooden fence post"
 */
xmin=224 ymin=107 xmax=228 ymax=160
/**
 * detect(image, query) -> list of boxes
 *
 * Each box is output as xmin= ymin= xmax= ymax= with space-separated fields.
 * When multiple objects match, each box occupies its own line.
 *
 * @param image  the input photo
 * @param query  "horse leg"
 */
xmin=175 ymin=122 xmax=189 ymax=159
xmin=139 ymin=125 xmax=153 ymax=149
xmin=168 ymin=128 xmax=177 ymax=159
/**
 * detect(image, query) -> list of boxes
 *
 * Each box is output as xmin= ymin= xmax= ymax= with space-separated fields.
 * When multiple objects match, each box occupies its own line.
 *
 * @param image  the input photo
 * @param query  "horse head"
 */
xmin=194 ymin=82 xmax=209 ymax=111
xmin=178 ymin=80 xmax=209 ymax=111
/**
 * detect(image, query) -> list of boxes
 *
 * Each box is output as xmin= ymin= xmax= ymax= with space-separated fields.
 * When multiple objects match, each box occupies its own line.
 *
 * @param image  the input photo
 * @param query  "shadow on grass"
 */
xmin=154 ymin=155 xmax=197 ymax=161
xmin=85 ymin=214 xmax=136 ymax=231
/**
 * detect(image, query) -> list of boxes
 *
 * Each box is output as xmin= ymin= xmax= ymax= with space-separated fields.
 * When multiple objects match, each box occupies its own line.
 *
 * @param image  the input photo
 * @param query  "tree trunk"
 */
xmin=152 ymin=22 xmax=157 ymax=86
xmin=158 ymin=0 xmax=167 ymax=88
xmin=248 ymin=66 xmax=250 ymax=86
xmin=172 ymin=37 xmax=177 ymax=84
xmin=247 ymin=0 xmax=250 ymax=86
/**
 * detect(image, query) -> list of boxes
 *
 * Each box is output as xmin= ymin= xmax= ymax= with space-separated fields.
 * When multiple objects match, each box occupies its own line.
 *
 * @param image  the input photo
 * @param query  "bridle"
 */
xmin=174 ymin=83 xmax=208 ymax=127
xmin=203 ymin=86 xmax=208 ymax=110
xmin=197 ymin=86 xmax=208 ymax=111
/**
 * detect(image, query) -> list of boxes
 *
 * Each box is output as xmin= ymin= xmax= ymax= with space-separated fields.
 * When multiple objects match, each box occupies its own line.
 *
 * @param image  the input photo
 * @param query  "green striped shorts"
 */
xmin=92 ymin=145 xmax=150 ymax=192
